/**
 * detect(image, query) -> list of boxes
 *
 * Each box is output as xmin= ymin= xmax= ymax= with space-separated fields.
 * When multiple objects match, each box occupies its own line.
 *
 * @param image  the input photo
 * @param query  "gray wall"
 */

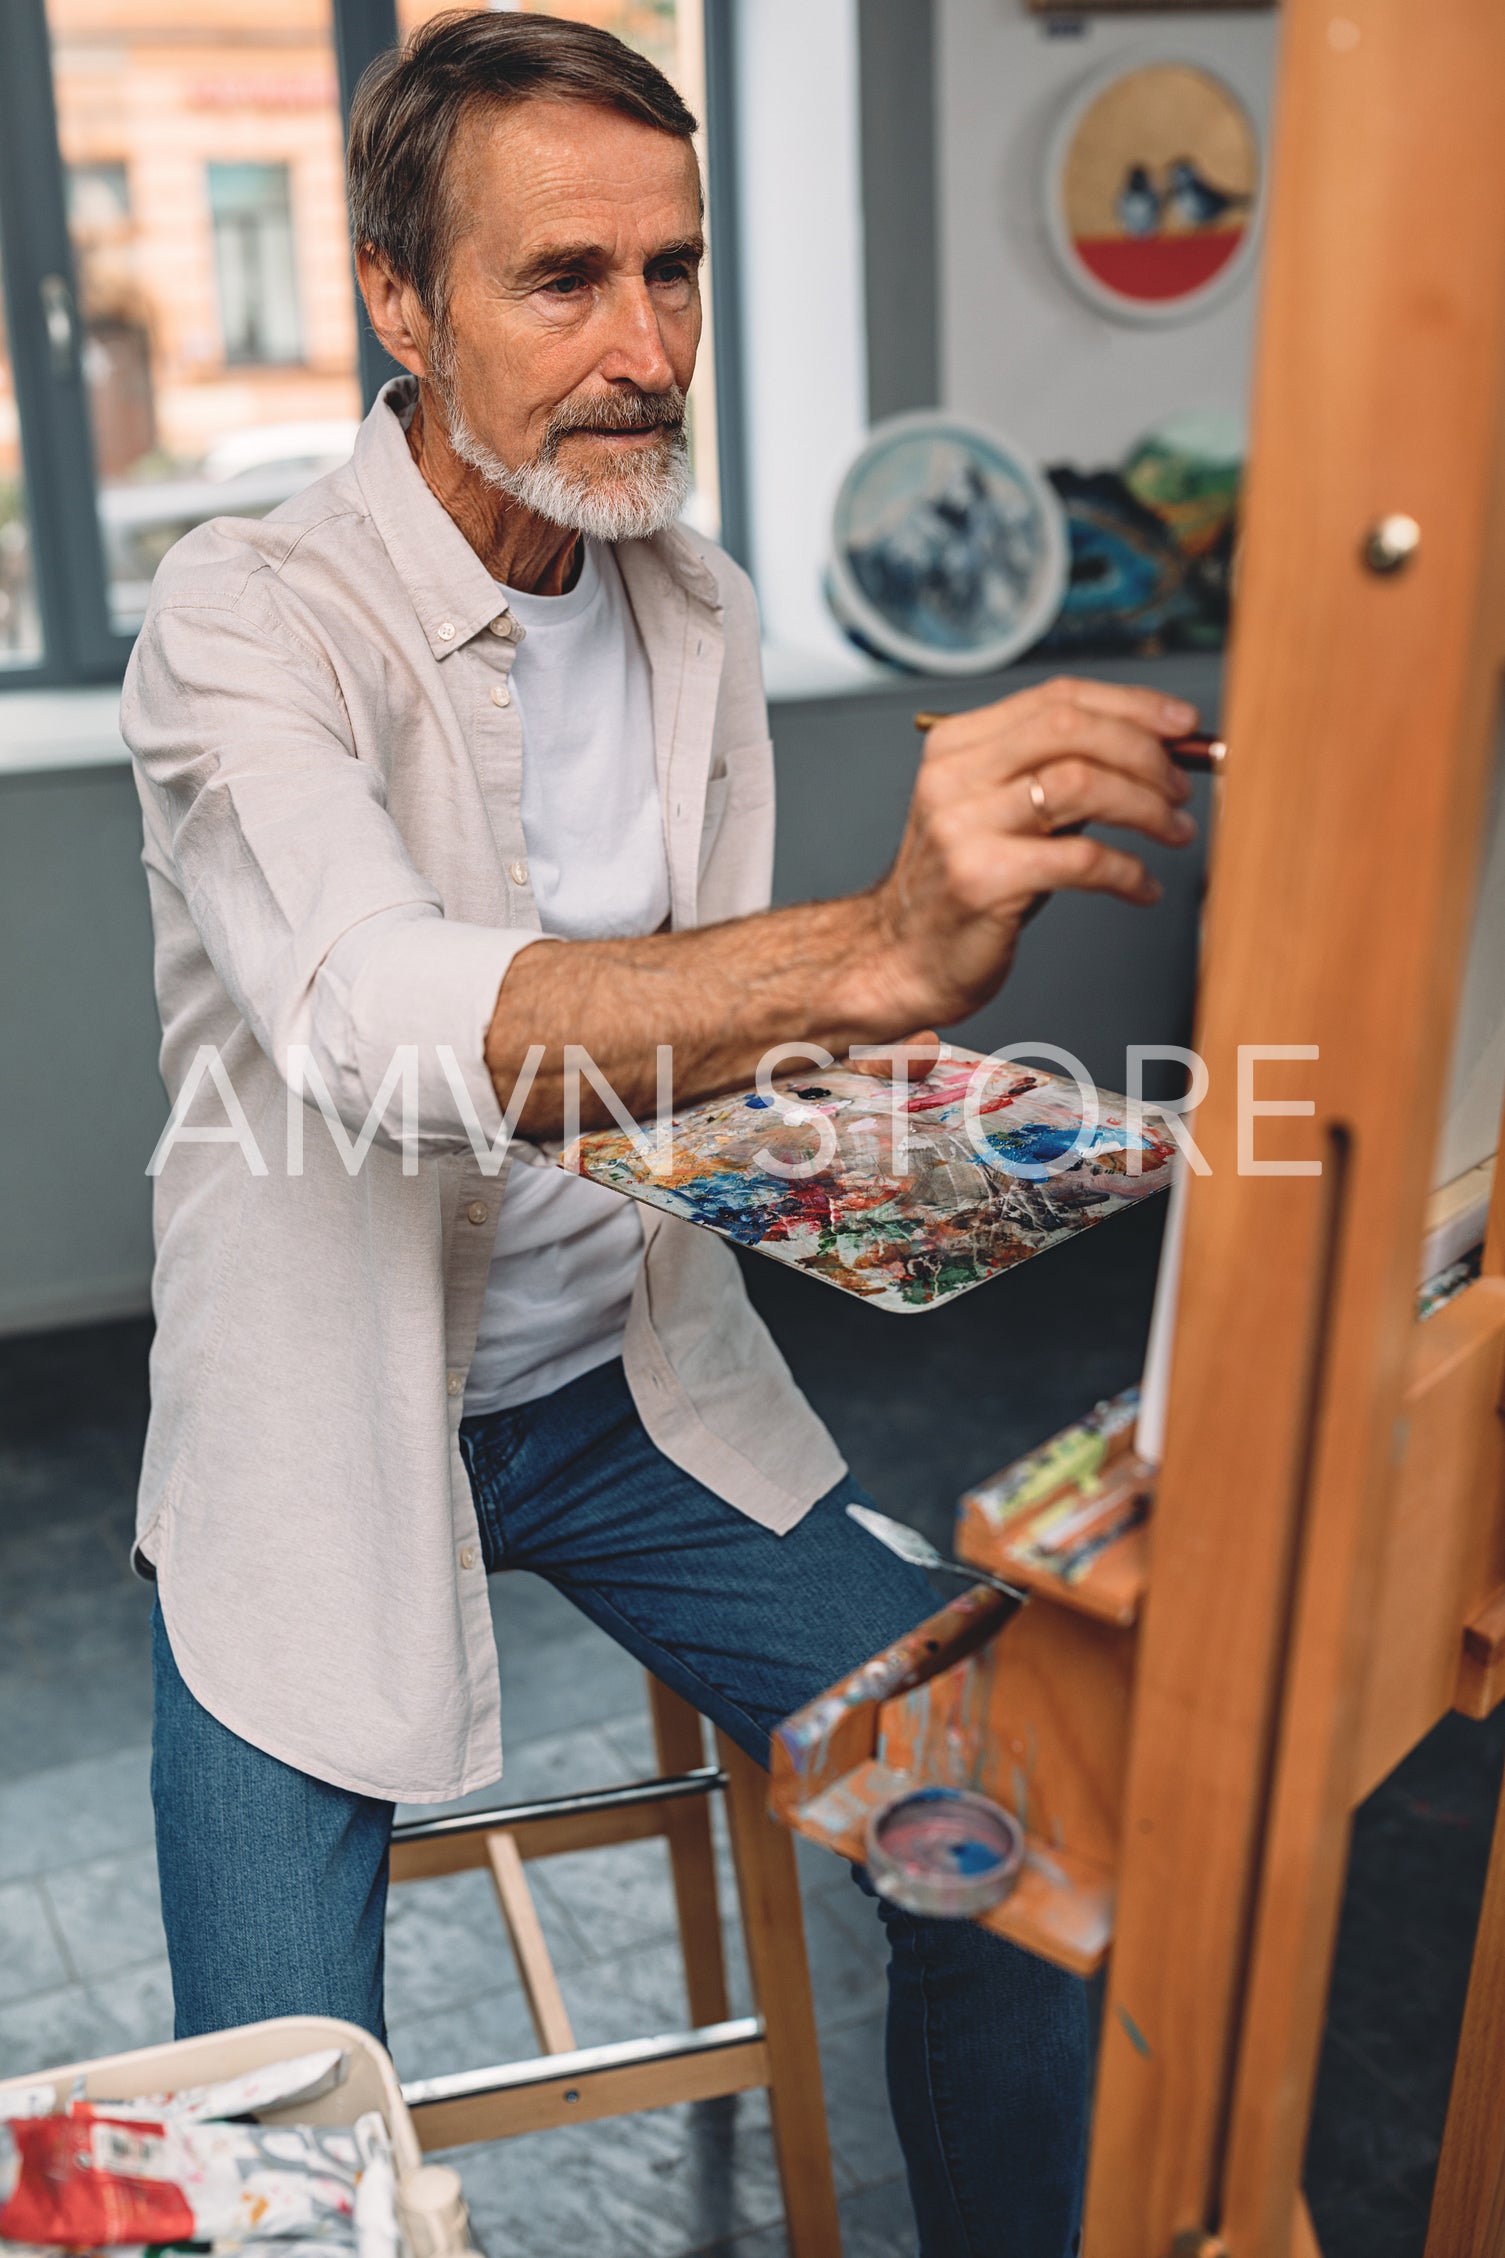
xmin=858 ymin=0 xmax=940 ymax=425
xmin=0 ymin=765 xmax=163 ymax=1333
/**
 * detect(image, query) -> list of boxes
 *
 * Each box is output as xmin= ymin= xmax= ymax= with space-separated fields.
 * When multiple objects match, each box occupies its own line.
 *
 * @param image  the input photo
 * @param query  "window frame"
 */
xmin=0 ymin=0 xmax=748 ymax=693
xmin=700 ymin=0 xmax=748 ymax=569
xmin=0 ymin=0 xmax=118 ymax=685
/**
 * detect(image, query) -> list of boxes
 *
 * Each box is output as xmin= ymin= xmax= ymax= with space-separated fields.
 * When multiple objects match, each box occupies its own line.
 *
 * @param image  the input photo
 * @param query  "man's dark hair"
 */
xmin=348 ymin=9 xmax=699 ymax=319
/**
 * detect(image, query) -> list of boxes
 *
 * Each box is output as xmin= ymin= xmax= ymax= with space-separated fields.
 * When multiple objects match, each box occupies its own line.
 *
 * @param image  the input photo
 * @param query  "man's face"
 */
xmin=425 ymin=96 xmax=703 ymax=535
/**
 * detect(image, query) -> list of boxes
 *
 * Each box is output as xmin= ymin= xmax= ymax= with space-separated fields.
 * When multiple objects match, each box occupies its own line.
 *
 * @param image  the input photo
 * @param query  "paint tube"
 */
xmin=0 ymin=2086 xmax=56 ymax=2123
xmin=79 ymin=2049 xmax=349 ymax=2126
xmin=352 ymin=2115 xmax=398 ymax=2258
xmin=0 ymin=2108 xmax=363 ymax=2246
xmin=971 ymin=1389 xmax=1141 ymax=1529
xmin=1052 ymin=1493 xmax=1150 ymax=1583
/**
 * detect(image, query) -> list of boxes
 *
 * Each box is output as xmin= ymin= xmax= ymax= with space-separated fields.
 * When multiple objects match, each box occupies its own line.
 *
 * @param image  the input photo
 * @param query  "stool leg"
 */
xmin=717 ymin=1728 xmax=843 ymax=2258
xmin=646 ymin=1674 xmax=730 ymax=2026
xmin=484 ymin=1830 xmax=576 ymax=2057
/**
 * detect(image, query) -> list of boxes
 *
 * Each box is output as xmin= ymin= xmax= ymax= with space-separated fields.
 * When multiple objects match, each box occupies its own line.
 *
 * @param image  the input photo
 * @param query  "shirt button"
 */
xmin=490 ymin=684 xmax=510 ymax=708
xmin=447 ymin=1372 xmax=463 ymax=1398
xmin=459 ymin=1545 xmax=478 ymax=1571
xmin=488 ymin=616 xmax=509 ymax=637
xmin=466 ymin=1201 xmax=489 ymax=1226
xmin=435 ymin=621 xmax=456 ymax=643
xmin=508 ymin=860 xmax=529 ymax=886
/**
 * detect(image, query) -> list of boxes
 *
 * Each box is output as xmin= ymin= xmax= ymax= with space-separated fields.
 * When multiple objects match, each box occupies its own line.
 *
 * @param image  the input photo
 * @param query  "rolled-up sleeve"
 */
xmin=122 ymin=594 xmax=544 ymax=1155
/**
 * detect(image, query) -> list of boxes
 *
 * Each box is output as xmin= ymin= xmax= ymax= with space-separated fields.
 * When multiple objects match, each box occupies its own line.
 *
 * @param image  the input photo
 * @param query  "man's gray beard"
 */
xmin=427 ymin=341 xmax=693 ymax=544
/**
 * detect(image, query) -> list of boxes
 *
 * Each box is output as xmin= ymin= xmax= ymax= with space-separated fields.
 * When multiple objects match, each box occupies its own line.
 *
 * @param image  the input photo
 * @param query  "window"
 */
xmin=0 ymin=247 xmax=42 ymax=667
xmin=397 ymin=0 xmax=680 ymax=74
xmin=0 ymin=0 xmax=736 ymax=684
xmin=0 ymin=0 xmax=363 ymax=656
xmin=209 ymin=164 xmax=304 ymax=368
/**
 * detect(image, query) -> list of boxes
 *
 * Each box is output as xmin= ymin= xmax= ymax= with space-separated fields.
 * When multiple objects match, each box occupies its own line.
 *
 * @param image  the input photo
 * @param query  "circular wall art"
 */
xmin=1045 ymin=58 xmax=1262 ymax=325
xmin=825 ymin=412 xmax=1069 ymax=676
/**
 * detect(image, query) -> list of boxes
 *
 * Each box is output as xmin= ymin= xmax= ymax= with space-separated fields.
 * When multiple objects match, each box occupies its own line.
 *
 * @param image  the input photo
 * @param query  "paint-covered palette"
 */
xmin=556 ymin=1049 xmax=1177 ymax=1313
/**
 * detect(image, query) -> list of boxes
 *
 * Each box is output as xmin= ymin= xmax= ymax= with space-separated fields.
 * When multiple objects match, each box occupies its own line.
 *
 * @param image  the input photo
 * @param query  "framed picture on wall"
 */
xmin=1043 ymin=56 xmax=1263 ymax=324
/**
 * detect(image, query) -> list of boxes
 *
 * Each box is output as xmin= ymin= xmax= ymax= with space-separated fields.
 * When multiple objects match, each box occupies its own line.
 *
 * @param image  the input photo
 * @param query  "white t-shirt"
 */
xmin=462 ymin=540 xmax=669 ymax=1418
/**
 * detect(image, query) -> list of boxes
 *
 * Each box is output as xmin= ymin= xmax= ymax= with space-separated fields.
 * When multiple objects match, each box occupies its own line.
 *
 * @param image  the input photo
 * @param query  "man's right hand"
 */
xmin=858 ymin=676 xmax=1199 ymax=1034
xmin=485 ymin=674 xmax=1201 ymax=1136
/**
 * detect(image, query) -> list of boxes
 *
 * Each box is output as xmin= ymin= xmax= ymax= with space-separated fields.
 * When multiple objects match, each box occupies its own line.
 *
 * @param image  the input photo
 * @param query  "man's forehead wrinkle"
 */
xmin=464 ymin=99 xmax=696 ymax=183
xmin=456 ymin=101 xmax=700 ymax=233
xmin=439 ymin=100 xmax=703 ymax=325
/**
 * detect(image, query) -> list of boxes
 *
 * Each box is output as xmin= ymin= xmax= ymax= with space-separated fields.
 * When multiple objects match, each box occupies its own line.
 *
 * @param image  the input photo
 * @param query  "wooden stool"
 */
xmin=389 ymin=1674 xmax=842 ymax=2257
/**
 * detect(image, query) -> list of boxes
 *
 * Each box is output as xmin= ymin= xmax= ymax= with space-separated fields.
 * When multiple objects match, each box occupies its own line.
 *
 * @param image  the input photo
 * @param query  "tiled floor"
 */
xmin=2 ymin=1210 xmax=1502 ymax=2256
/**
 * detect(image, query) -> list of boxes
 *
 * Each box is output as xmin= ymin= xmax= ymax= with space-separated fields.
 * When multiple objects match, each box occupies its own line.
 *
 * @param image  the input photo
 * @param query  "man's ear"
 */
xmin=355 ymin=249 xmax=429 ymax=378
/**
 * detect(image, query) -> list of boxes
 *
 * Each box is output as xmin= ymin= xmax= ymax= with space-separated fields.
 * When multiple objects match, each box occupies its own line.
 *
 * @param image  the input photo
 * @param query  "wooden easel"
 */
xmin=772 ymin=3 xmax=1505 ymax=2250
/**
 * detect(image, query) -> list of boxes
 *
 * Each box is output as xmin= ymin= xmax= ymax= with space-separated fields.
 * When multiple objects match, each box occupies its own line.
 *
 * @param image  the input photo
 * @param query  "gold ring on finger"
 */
xmin=1026 ymin=771 xmax=1051 ymax=832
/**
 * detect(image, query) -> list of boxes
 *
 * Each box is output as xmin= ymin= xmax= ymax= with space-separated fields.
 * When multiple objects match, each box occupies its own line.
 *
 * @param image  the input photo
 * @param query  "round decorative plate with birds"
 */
xmin=1046 ymin=59 xmax=1262 ymax=325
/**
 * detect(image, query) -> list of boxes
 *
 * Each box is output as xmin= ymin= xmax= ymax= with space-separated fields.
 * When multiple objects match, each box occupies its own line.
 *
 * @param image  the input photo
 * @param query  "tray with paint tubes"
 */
xmin=0 ymin=2016 xmax=477 ymax=2258
xmin=767 ymin=1391 xmax=1158 ymax=1977
xmin=555 ymin=1044 xmax=1177 ymax=1314
xmin=770 ymin=1227 xmax=1504 ymax=1973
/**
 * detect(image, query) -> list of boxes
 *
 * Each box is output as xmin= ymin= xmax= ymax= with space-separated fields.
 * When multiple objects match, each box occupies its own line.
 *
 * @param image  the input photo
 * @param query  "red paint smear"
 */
xmin=906 ymin=1072 xmax=1037 ymax=1116
xmin=1073 ymin=228 xmax=1244 ymax=302
xmin=760 ymin=1175 xmax=840 ymax=1242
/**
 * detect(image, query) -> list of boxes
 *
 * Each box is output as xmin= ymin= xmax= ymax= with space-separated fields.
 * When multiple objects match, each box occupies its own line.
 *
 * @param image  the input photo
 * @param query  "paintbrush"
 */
xmin=1163 ymin=730 xmax=1227 ymax=773
xmin=846 ymin=1502 xmax=1029 ymax=1608
xmin=913 ymin=712 xmax=1227 ymax=773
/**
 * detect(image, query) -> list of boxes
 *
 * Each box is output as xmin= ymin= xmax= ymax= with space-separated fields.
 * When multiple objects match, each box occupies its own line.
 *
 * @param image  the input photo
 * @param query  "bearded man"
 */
xmin=122 ymin=14 xmax=1198 ymax=2254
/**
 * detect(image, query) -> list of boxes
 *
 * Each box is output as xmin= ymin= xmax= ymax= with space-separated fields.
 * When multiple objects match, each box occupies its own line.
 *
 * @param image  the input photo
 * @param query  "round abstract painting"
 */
xmin=826 ymin=413 xmax=1068 ymax=675
xmin=1047 ymin=60 xmax=1261 ymax=324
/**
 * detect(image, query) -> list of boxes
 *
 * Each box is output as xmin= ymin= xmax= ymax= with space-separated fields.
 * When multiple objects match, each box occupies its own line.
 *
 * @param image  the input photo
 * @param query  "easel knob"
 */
xmin=1362 ymin=514 xmax=1421 ymax=575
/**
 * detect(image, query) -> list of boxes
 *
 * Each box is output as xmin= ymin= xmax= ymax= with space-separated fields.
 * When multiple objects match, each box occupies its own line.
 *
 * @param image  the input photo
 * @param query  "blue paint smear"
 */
xmin=744 ymin=1094 xmax=773 ymax=1109
xmin=947 ymin=1839 xmax=1003 ymax=1875
xmin=666 ymin=1182 xmax=785 ymax=1245
xmin=991 ymin=1123 xmax=1088 ymax=1165
xmin=982 ymin=1119 xmax=1149 ymax=1182
xmin=897 ymin=1789 xmax=1008 ymax=1875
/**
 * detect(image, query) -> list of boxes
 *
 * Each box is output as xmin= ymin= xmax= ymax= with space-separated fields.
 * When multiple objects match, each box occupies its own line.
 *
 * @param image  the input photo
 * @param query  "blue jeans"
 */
xmin=152 ymin=1358 xmax=1088 ymax=2256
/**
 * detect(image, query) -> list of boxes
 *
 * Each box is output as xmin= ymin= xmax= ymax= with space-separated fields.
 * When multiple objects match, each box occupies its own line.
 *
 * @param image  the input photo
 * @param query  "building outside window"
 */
xmin=0 ymin=0 xmax=721 ymax=680
xmin=42 ymin=0 xmax=363 ymax=639
xmin=208 ymin=163 xmax=304 ymax=369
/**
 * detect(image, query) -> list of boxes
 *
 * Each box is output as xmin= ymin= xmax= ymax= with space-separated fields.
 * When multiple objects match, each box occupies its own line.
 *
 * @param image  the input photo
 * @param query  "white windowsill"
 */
xmin=0 ymin=653 xmax=915 ymax=779
xmin=0 ymin=688 xmax=130 ymax=777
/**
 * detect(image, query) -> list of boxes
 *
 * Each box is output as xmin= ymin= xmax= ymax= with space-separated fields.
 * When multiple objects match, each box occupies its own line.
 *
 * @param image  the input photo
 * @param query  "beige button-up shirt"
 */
xmin=121 ymin=378 xmax=844 ymax=1802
